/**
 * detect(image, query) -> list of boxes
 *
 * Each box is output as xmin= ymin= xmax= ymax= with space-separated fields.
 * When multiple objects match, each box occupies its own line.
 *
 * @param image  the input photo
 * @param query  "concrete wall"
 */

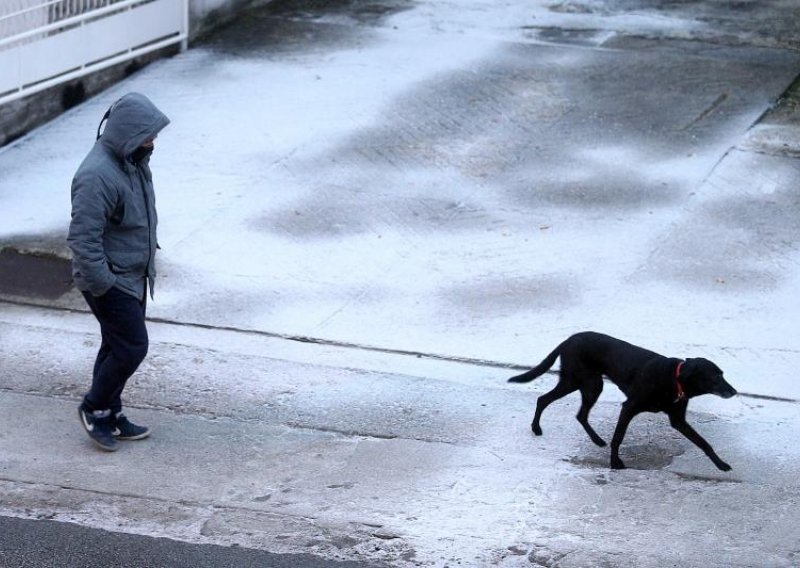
xmin=0 ymin=0 xmax=269 ymax=147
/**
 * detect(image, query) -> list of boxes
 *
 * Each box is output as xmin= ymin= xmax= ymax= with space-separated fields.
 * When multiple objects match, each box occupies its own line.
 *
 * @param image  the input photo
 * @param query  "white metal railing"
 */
xmin=0 ymin=0 xmax=188 ymax=104
xmin=0 ymin=1 xmax=46 ymax=42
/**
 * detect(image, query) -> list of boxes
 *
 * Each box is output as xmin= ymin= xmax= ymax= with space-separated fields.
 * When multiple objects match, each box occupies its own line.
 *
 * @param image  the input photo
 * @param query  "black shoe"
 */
xmin=112 ymin=413 xmax=151 ymax=441
xmin=78 ymin=406 xmax=118 ymax=452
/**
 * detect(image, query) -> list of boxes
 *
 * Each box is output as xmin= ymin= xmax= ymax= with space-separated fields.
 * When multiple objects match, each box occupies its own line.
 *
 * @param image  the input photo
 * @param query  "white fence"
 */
xmin=0 ymin=0 xmax=188 ymax=104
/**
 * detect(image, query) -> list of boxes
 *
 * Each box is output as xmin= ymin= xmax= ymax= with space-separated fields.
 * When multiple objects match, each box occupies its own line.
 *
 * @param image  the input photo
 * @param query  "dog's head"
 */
xmin=681 ymin=358 xmax=737 ymax=399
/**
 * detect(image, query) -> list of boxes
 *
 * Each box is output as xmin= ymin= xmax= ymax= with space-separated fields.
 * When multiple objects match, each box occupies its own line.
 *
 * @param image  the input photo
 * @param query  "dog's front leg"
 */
xmin=668 ymin=412 xmax=731 ymax=471
xmin=609 ymin=402 xmax=639 ymax=470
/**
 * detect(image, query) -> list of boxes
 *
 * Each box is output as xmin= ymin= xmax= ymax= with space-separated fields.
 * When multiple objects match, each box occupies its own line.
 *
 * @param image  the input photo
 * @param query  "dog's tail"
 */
xmin=507 ymin=342 xmax=563 ymax=383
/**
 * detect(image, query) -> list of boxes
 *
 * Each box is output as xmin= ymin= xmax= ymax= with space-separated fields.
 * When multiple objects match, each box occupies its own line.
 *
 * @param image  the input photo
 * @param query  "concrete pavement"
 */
xmin=1 ymin=303 xmax=799 ymax=567
xmin=1 ymin=0 xmax=800 ymax=566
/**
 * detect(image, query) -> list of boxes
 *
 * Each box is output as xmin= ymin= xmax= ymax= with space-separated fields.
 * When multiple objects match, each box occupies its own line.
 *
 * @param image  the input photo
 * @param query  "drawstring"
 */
xmin=96 ymin=96 xmax=123 ymax=140
xmin=96 ymin=107 xmax=111 ymax=140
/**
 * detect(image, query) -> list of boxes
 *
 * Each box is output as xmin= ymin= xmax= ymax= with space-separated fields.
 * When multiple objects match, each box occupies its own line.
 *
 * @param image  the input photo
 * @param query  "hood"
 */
xmin=98 ymin=92 xmax=170 ymax=161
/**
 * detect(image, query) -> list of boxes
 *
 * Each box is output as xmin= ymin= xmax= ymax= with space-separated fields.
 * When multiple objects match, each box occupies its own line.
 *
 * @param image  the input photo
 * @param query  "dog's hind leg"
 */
xmin=577 ymin=375 xmax=606 ymax=447
xmin=531 ymin=380 xmax=578 ymax=436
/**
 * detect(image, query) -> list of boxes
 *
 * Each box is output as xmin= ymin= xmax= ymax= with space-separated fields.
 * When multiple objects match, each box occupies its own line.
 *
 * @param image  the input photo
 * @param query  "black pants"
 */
xmin=81 ymin=287 xmax=148 ymax=414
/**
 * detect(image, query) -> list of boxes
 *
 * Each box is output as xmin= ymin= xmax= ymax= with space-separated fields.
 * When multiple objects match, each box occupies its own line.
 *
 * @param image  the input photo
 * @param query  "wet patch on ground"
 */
xmin=252 ymin=186 xmax=495 ymax=240
xmin=440 ymin=274 xmax=580 ymax=318
xmin=197 ymin=11 xmax=367 ymax=56
xmin=672 ymin=471 xmax=742 ymax=484
xmin=521 ymin=26 xmax=612 ymax=48
xmin=640 ymin=153 xmax=800 ymax=292
xmin=257 ymin=0 xmax=413 ymax=24
xmin=563 ymin=416 xmax=689 ymax=471
xmin=330 ymin=44 xmax=574 ymax=179
xmin=566 ymin=442 xmax=680 ymax=471
xmin=546 ymin=0 xmax=800 ymax=51
xmin=520 ymin=175 xmax=677 ymax=211
xmin=197 ymin=0 xmax=413 ymax=57
xmin=256 ymin=198 xmax=375 ymax=239
xmin=705 ymin=189 xmax=800 ymax=255
xmin=322 ymin=36 xmax=780 ymax=217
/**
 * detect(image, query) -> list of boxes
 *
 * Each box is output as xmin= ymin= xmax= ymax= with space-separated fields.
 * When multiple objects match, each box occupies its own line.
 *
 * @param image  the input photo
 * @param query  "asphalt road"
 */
xmin=0 ymin=516 xmax=384 ymax=568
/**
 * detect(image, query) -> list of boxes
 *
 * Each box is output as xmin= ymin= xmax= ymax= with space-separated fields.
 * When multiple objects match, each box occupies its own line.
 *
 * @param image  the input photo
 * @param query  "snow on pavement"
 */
xmin=1 ymin=1 xmax=800 ymax=565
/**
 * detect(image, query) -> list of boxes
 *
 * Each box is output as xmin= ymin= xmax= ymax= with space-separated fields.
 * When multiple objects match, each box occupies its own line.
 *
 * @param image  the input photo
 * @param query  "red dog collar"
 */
xmin=674 ymin=361 xmax=686 ymax=403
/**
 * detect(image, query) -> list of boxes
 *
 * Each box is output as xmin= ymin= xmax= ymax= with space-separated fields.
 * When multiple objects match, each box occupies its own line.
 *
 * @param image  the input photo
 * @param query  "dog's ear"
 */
xmin=680 ymin=358 xmax=698 ymax=378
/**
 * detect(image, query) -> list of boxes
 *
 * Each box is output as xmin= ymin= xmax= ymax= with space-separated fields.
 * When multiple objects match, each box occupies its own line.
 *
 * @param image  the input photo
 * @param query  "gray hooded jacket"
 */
xmin=68 ymin=93 xmax=170 ymax=300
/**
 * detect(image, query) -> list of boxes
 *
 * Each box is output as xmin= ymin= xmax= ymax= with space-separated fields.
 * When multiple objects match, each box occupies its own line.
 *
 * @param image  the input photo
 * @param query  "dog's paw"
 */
xmin=531 ymin=424 xmax=543 ymax=436
xmin=716 ymin=461 xmax=732 ymax=472
xmin=610 ymin=458 xmax=626 ymax=470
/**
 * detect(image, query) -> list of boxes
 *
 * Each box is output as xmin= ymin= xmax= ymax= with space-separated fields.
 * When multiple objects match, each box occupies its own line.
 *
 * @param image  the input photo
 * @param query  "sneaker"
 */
xmin=112 ymin=413 xmax=151 ymax=441
xmin=78 ymin=406 xmax=118 ymax=452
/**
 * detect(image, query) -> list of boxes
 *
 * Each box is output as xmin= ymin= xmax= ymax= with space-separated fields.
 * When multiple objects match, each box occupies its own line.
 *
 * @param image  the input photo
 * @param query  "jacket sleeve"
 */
xmin=67 ymin=172 xmax=118 ymax=296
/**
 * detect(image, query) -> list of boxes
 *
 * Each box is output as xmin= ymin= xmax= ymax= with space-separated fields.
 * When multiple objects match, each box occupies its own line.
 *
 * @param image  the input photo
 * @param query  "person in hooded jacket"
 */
xmin=68 ymin=92 xmax=170 ymax=452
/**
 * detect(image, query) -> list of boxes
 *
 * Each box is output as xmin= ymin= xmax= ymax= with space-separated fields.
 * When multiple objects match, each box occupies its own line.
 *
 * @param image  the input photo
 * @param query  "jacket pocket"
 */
xmin=107 ymin=250 xmax=149 ymax=275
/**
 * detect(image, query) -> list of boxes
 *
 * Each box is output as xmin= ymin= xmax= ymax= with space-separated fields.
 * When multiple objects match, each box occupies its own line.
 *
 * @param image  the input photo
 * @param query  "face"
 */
xmin=130 ymin=137 xmax=157 ymax=164
xmin=686 ymin=358 xmax=738 ymax=399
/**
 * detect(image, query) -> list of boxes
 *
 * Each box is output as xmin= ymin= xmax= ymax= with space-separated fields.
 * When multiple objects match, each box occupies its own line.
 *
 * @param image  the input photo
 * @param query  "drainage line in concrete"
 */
xmin=1 ymin=298 xmax=797 ymax=404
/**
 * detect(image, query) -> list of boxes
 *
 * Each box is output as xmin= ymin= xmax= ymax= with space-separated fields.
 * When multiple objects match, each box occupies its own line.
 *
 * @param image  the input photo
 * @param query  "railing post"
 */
xmin=181 ymin=0 xmax=189 ymax=51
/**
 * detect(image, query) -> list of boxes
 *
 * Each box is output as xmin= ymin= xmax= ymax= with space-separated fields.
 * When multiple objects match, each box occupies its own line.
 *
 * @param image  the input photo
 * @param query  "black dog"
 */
xmin=508 ymin=332 xmax=737 ymax=471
